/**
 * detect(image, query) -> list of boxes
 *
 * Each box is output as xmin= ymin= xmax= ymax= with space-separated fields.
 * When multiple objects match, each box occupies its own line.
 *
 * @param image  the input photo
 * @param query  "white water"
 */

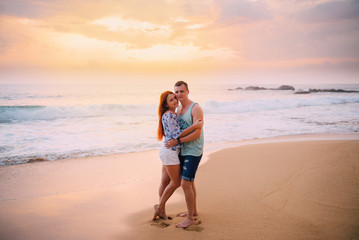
xmin=1 ymin=82 xmax=358 ymax=165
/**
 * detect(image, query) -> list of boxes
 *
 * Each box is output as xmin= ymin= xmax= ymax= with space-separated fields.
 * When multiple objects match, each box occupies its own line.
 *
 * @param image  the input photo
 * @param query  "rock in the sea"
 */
xmin=244 ymin=85 xmax=295 ymax=91
xmin=228 ymin=87 xmax=243 ymax=91
xmin=277 ymin=85 xmax=295 ymax=91
xmin=295 ymin=88 xmax=359 ymax=94
xmin=294 ymin=89 xmax=310 ymax=94
xmin=245 ymin=86 xmax=267 ymax=90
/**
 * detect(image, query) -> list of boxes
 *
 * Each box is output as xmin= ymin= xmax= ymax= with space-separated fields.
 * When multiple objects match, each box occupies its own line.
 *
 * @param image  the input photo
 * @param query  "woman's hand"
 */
xmin=193 ymin=119 xmax=203 ymax=129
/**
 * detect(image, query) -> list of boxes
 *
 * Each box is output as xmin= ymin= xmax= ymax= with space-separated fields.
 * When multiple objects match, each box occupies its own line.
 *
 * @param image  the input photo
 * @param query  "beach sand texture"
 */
xmin=0 ymin=136 xmax=358 ymax=240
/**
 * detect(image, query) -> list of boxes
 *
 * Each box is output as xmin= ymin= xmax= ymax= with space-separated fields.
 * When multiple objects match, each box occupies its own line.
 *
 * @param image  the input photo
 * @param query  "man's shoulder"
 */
xmin=191 ymin=102 xmax=203 ymax=118
xmin=192 ymin=102 xmax=203 ymax=111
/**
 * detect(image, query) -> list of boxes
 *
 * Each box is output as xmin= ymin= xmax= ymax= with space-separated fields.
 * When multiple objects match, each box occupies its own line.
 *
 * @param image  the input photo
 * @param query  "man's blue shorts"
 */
xmin=179 ymin=154 xmax=202 ymax=182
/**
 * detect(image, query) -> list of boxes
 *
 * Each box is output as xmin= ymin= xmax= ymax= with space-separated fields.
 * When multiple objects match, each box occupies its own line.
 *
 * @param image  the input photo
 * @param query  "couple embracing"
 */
xmin=153 ymin=81 xmax=204 ymax=228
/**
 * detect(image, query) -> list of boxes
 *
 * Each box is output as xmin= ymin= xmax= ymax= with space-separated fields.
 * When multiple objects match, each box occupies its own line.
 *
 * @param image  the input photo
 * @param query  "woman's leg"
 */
xmin=157 ymin=165 xmax=170 ymax=218
xmin=153 ymin=164 xmax=181 ymax=220
xmin=159 ymin=165 xmax=170 ymax=198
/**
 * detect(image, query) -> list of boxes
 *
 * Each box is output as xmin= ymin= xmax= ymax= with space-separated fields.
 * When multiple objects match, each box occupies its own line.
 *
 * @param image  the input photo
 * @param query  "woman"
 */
xmin=153 ymin=91 xmax=202 ymax=220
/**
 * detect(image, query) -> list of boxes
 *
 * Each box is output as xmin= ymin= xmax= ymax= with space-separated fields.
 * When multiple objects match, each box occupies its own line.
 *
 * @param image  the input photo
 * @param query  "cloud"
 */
xmin=0 ymin=14 xmax=239 ymax=73
xmin=0 ymin=0 xmax=66 ymax=18
xmin=0 ymin=37 xmax=8 ymax=54
xmin=299 ymin=60 xmax=359 ymax=73
xmin=215 ymin=0 xmax=272 ymax=25
xmin=0 ymin=0 xmax=358 ymax=76
xmin=0 ymin=0 xmax=214 ymax=49
xmin=297 ymin=0 xmax=359 ymax=23
xmin=92 ymin=16 xmax=171 ymax=33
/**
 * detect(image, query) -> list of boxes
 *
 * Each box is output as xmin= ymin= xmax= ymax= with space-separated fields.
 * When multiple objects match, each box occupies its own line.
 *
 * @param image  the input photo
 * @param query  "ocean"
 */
xmin=1 ymin=81 xmax=359 ymax=165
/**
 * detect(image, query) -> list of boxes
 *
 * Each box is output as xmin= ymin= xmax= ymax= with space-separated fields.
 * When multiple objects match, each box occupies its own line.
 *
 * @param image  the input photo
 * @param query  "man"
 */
xmin=165 ymin=81 xmax=204 ymax=228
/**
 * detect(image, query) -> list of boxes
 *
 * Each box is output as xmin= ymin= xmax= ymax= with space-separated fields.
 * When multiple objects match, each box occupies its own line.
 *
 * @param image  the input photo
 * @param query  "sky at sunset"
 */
xmin=1 ymin=0 xmax=359 ymax=84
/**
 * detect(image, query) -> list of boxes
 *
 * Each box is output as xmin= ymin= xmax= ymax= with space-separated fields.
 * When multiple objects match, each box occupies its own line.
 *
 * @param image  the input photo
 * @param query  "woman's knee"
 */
xmin=161 ymin=176 xmax=170 ymax=186
xmin=172 ymin=180 xmax=181 ymax=188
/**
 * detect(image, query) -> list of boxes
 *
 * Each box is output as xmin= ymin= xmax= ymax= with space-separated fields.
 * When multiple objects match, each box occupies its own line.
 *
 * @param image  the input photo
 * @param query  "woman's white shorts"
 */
xmin=159 ymin=146 xmax=180 ymax=165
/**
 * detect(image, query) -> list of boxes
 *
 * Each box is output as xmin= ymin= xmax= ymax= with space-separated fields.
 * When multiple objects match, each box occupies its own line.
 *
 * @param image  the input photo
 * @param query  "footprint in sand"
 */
xmin=151 ymin=219 xmax=171 ymax=228
xmin=183 ymin=220 xmax=204 ymax=232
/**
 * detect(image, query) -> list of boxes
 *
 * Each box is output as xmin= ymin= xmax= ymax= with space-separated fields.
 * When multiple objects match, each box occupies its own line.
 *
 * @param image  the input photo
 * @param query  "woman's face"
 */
xmin=166 ymin=94 xmax=178 ymax=109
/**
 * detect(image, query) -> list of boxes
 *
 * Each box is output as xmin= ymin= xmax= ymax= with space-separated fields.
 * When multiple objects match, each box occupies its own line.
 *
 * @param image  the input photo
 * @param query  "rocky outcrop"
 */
xmin=244 ymin=85 xmax=295 ymax=91
xmin=295 ymin=89 xmax=359 ymax=94
xmin=229 ymin=85 xmax=358 ymax=94
xmin=245 ymin=86 xmax=268 ymax=90
xmin=228 ymin=87 xmax=243 ymax=91
xmin=277 ymin=85 xmax=295 ymax=91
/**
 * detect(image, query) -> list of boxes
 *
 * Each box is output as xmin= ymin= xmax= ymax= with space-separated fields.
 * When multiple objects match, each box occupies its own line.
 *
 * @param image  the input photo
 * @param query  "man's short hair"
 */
xmin=174 ymin=81 xmax=189 ymax=90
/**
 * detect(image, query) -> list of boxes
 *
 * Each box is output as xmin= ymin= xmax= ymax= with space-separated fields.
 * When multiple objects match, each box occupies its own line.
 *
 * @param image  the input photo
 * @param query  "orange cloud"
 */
xmin=0 ymin=0 xmax=358 ymax=78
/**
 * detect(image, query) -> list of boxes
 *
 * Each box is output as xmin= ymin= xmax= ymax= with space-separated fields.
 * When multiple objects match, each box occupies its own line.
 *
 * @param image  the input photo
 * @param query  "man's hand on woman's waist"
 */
xmin=165 ymin=138 xmax=178 ymax=148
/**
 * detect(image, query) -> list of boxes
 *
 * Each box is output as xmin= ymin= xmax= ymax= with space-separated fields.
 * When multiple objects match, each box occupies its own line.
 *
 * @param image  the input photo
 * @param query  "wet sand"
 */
xmin=0 ymin=134 xmax=358 ymax=239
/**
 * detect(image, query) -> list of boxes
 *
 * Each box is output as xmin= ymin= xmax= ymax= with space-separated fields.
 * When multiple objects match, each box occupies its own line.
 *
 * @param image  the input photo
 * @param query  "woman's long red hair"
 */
xmin=157 ymin=91 xmax=174 ymax=141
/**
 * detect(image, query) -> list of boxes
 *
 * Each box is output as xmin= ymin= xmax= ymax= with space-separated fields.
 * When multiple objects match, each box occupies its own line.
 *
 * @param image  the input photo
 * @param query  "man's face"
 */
xmin=174 ymin=84 xmax=188 ymax=102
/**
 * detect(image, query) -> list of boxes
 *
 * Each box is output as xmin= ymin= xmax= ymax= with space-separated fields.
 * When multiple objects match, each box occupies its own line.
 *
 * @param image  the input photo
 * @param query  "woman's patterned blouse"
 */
xmin=162 ymin=112 xmax=182 ymax=150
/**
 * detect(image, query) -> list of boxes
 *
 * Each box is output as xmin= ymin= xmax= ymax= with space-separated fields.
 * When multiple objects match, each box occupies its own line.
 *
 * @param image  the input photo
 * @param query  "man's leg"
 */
xmin=192 ymin=181 xmax=198 ymax=216
xmin=176 ymin=155 xmax=202 ymax=227
xmin=176 ymin=179 xmax=195 ymax=228
xmin=177 ymin=181 xmax=198 ymax=217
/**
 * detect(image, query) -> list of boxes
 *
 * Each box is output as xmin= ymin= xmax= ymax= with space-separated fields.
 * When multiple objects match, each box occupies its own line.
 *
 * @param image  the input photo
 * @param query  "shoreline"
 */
xmin=2 ymin=131 xmax=359 ymax=167
xmin=0 ymin=133 xmax=358 ymax=239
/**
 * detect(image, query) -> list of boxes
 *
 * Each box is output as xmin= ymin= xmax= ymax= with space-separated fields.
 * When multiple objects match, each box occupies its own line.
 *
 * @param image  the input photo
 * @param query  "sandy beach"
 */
xmin=0 ymin=133 xmax=358 ymax=240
